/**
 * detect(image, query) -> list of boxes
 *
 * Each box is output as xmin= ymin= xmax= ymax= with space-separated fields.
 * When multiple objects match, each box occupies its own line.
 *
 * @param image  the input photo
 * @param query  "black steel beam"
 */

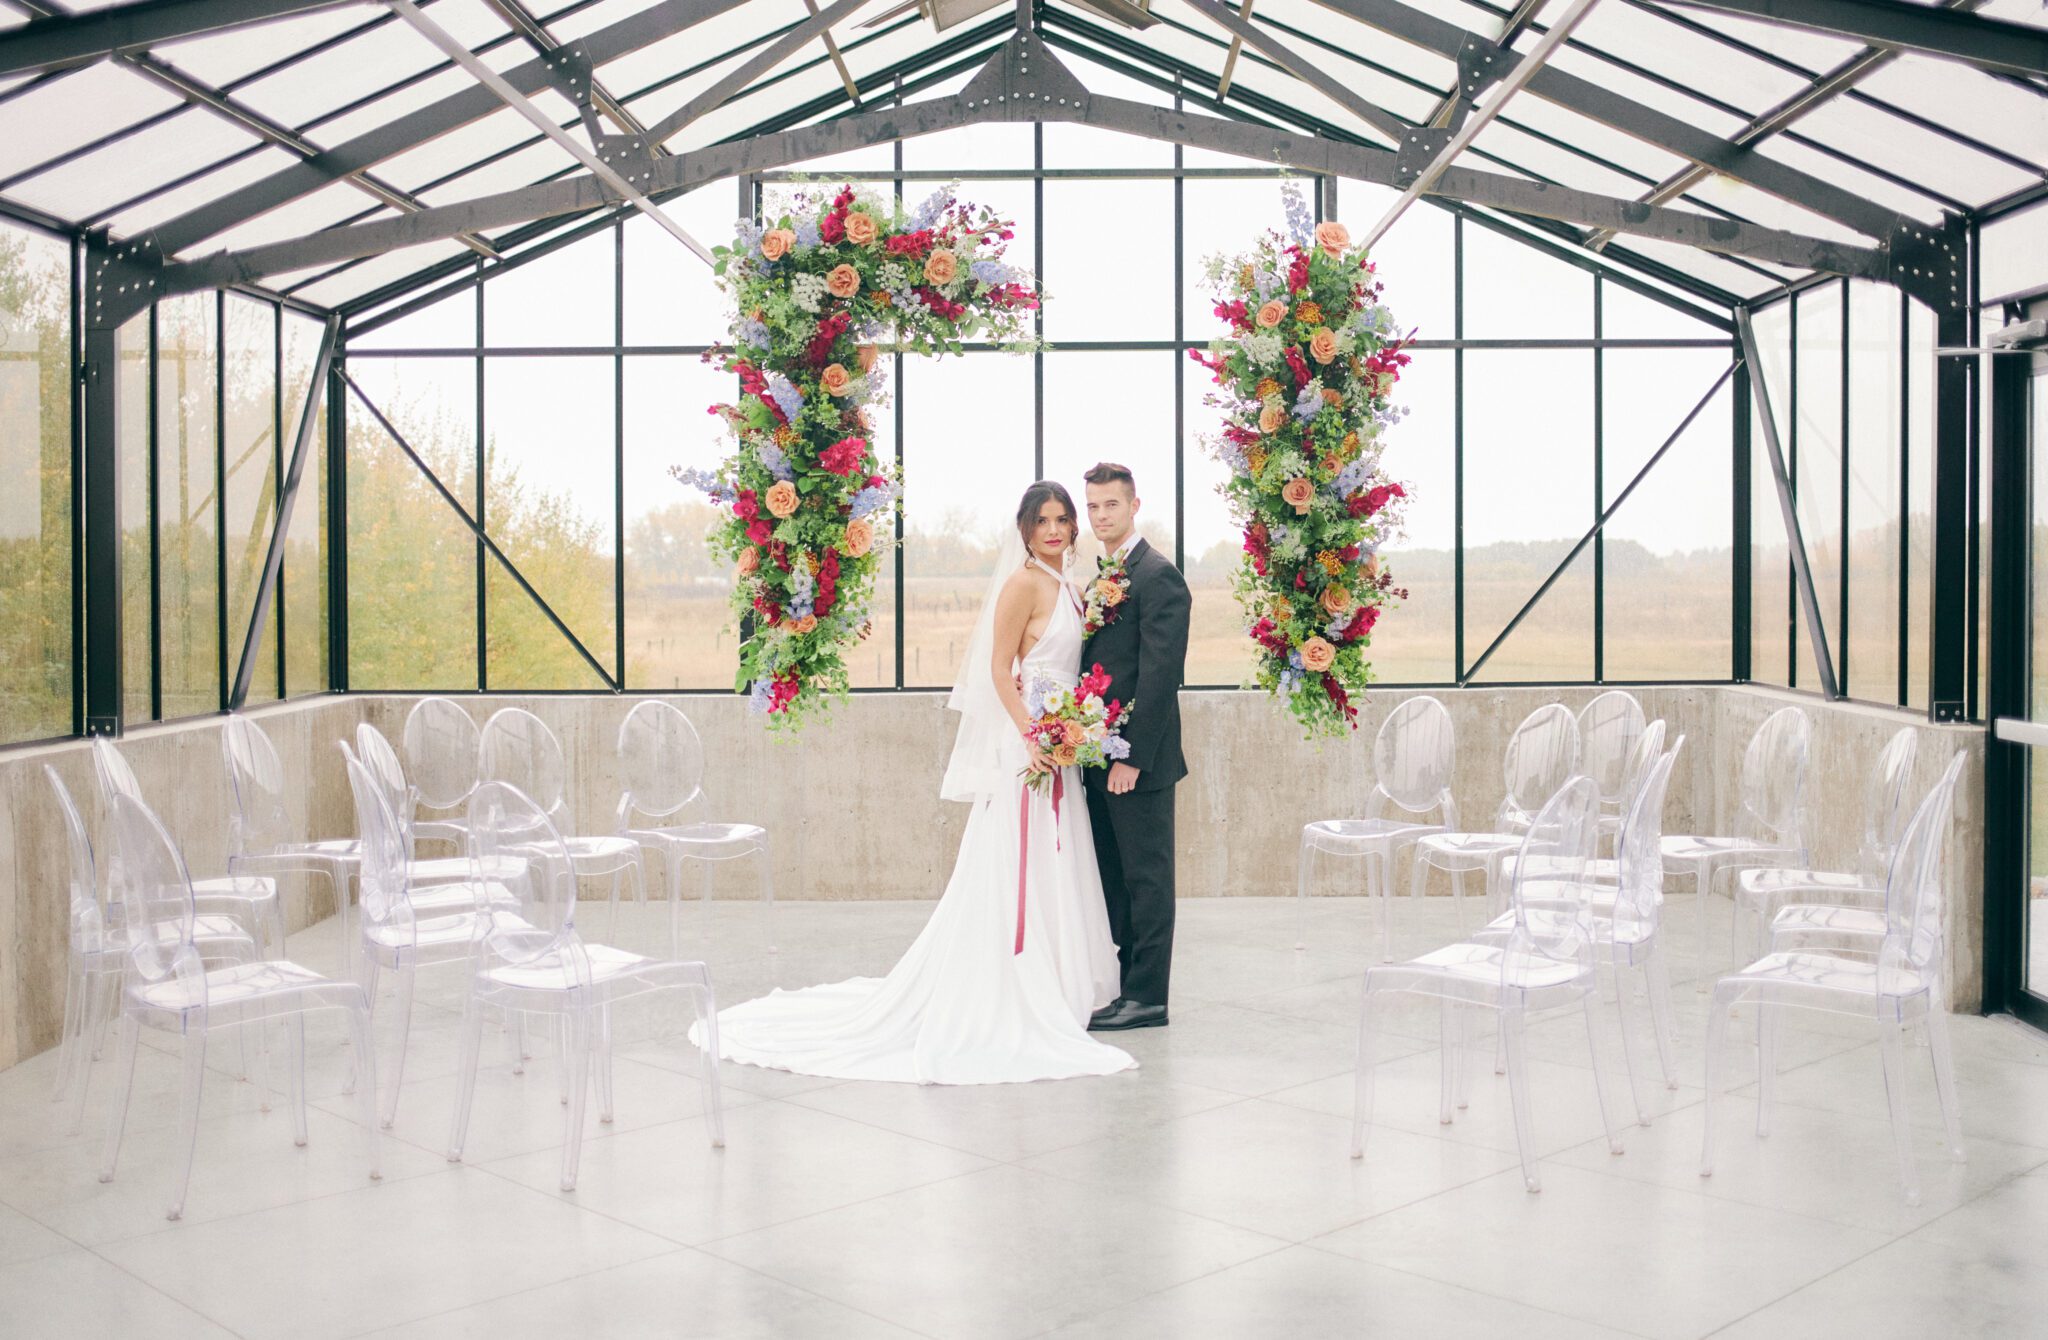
xmin=80 ymin=322 xmax=124 ymax=736
xmin=230 ymin=315 xmax=336 ymax=709
xmin=643 ymin=0 xmax=870 ymax=146
xmin=1178 ymin=0 xmax=1407 ymax=143
xmin=1656 ymin=0 xmax=2048 ymax=81
xmin=1927 ymin=299 xmax=1972 ymax=719
xmin=0 ymin=0 xmax=350 ymax=78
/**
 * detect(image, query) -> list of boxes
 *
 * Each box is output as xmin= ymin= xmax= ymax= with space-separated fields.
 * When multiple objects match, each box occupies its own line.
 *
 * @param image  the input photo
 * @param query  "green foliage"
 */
xmin=0 ymin=225 xmax=74 ymax=742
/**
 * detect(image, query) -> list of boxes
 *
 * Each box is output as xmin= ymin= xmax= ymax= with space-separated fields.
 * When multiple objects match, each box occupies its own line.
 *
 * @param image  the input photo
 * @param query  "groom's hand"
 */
xmin=1107 ymin=762 xmax=1140 ymax=795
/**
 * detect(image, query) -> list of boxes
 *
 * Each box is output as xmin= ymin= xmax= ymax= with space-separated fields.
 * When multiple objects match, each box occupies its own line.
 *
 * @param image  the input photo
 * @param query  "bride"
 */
xmin=690 ymin=481 xmax=1137 ymax=1084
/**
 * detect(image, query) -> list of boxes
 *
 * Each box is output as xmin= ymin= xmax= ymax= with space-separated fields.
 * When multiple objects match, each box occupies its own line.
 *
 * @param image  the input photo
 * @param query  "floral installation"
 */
xmin=1192 ymin=182 xmax=1413 ymax=737
xmin=676 ymin=183 xmax=1041 ymax=730
xmin=1080 ymin=553 xmax=1131 ymax=639
xmin=1021 ymin=663 xmax=1131 ymax=794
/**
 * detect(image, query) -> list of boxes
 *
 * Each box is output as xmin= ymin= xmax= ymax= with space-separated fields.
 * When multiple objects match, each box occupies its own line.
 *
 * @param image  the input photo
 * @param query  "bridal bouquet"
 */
xmin=1193 ymin=182 xmax=1413 ymax=738
xmin=1020 ymin=664 xmax=1131 ymax=794
xmin=677 ymin=183 xmax=1042 ymax=732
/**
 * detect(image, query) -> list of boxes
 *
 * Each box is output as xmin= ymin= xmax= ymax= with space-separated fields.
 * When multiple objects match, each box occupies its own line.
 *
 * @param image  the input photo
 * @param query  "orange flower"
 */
xmin=1281 ymin=477 xmax=1315 ymax=514
xmin=1258 ymin=404 xmax=1286 ymax=435
xmin=1270 ymin=597 xmax=1293 ymax=623
xmin=843 ymin=517 xmax=875 ymax=558
xmin=1320 ymin=454 xmax=1343 ymax=475
xmin=1256 ymin=299 xmax=1287 ymax=328
xmin=1295 ymin=300 xmax=1324 ymax=326
xmin=923 ymin=249 xmax=959 ymax=285
xmin=760 ymin=228 xmax=796 ymax=261
xmin=826 ymin=263 xmax=861 ymax=299
xmin=1341 ymin=430 xmax=1360 ymax=454
xmin=1247 ymin=445 xmax=1270 ymax=474
xmin=1300 ymin=636 xmax=1337 ymax=673
xmin=736 ymin=548 xmax=759 ymax=577
xmin=820 ymin=363 xmax=853 ymax=396
xmin=1238 ymin=262 xmax=1257 ymax=289
xmin=873 ymin=290 xmax=893 ymax=308
xmin=1051 ymin=742 xmax=1080 ymax=768
xmin=1320 ymin=584 xmax=1354 ymax=616
xmin=1314 ymin=220 xmax=1351 ymax=257
xmin=1255 ymin=377 xmax=1282 ymax=400
xmin=793 ymin=615 xmax=818 ymax=635
xmin=765 ymin=480 xmax=799 ymax=519
xmin=1061 ymin=720 xmax=1087 ymax=747
xmin=1095 ymin=578 xmax=1126 ymax=608
xmin=1322 ymin=387 xmax=1344 ymax=408
xmin=857 ymin=343 xmax=879 ymax=373
xmin=845 ymin=211 xmax=879 ymax=246
xmin=1364 ymin=554 xmax=1379 ymax=581
xmin=1309 ymin=327 xmax=1339 ymax=365
xmin=1317 ymin=549 xmax=1343 ymax=576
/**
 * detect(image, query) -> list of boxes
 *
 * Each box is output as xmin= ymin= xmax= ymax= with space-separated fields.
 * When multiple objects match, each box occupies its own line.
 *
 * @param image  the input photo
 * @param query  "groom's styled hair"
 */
xmin=1083 ymin=461 xmax=1136 ymax=495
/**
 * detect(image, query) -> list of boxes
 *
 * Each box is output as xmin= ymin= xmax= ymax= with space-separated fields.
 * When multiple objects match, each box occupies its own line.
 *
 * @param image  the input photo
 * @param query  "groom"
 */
xmin=1079 ymin=462 xmax=1191 ymax=1032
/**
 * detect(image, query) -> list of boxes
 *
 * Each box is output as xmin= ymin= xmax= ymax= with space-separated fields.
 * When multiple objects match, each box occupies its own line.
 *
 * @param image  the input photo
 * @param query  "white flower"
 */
xmin=1240 ymin=332 xmax=1284 ymax=365
xmin=791 ymin=272 xmax=828 ymax=313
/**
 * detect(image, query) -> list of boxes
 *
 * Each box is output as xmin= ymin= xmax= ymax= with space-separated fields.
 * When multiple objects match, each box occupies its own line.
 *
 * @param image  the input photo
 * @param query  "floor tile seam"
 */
xmin=689 ymin=1156 xmax=1009 ymax=1252
xmin=1012 ymin=1240 xmax=1301 ymax=1340
xmin=73 ymin=1241 xmax=262 ymax=1339
xmin=1691 ymin=1221 xmax=1932 ymax=1340
xmin=1749 ymin=1088 xmax=2048 ymax=1154
xmin=978 ymin=1092 xmax=1267 ymax=1166
xmin=458 ymin=1157 xmax=718 ymax=1251
xmin=1289 ymin=1238 xmax=1665 ymax=1340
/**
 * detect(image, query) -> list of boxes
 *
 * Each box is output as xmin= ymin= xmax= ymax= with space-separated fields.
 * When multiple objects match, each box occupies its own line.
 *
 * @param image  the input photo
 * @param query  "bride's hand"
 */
xmin=1023 ymin=737 xmax=1052 ymax=775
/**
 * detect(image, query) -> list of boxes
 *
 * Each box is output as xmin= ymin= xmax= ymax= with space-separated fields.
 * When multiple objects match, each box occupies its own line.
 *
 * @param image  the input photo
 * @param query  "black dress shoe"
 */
xmin=1088 ymin=999 xmax=1167 ymax=1031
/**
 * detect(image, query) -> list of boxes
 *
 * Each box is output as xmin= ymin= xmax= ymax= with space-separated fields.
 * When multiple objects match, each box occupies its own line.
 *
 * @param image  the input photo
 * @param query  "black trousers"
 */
xmin=1084 ymin=780 xmax=1176 ymax=1007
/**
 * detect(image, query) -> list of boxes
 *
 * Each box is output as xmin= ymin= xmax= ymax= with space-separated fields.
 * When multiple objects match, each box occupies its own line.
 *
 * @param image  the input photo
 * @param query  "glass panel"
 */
xmin=0 ymin=221 xmax=73 ymax=742
xmin=281 ymin=314 xmax=329 ymax=698
xmin=120 ymin=315 xmax=152 ymax=726
xmin=1370 ymin=347 xmax=1455 ymax=685
xmin=1793 ymin=282 xmax=1844 ymax=688
xmin=223 ymin=296 xmax=281 ymax=705
xmin=624 ymin=186 xmax=737 ymax=347
xmin=1041 ymin=58 xmax=1174 ymax=167
xmin=1602 ymin=280 xmax=1728 ymax=341
xmin=1905 ymin=301 xmax=1934 ymax=710
xmin=7 ymin=108 xmax=260 ymax=226
xmin=1751 ymin=301 xmax=1792 ymax=687
xmin=233 ymin=20 xmax=447 ymax=130
xmin=350 ymin=280 xmax=481 ymax=350
xmin=344 ymin=358 xmax=479 ymax=690
xmin=899 ymin=97 xmax=1035 ymax=171
xmin=1181 ymin=364 xmax=1252 ymax=689
xmin=484 ymin=226 xmax=617 ymax=347
xmin=292 ymin=240 xmax=473 ymax=309
xmin=901 ymin=352 xmax=1033 ymax=687
xmin=1601 ymin=348 xmax=1734 ymax=680
xmin=1795 ymin=97 xmax=2035 ymax=210
xmin=1858 ymin=59 xmax=2048 ymax=181
xmin=482 ymin=357 xmax=618 ymax=686
xmin=0 ymin=63 xmax=181 ymax=182
xmin=159 ymin=6 xmax=376 ymax=87
xmin=1180 ymin=178 xmax=1289 ymax=345
xmin=1341 ymin=184 xmax=1455 ymax=344
xmin=105 ymin=145 xmax=298 ymax=242
xmin=156 ymin=294 xmax=220 ymax=720
xmin=1462 ymin=348 xmax=1595 ymax=681
xmin=1845 ymin=280 xmax=1901 ymax=704
xmin=1981 ymin=200 xmax=2048 ymax=307
xmin=1041 ymin=349 xmax=1176 ymax=567
xmin=1043 ymin=178 xmax=1174 ymax=342
xmin=1460 ymin=221 xmax=1594 ymax=339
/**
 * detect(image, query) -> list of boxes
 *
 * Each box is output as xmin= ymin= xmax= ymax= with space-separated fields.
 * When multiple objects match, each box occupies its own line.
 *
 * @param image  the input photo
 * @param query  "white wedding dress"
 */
xmin=691 ymin=557 xmax=1136 ymax=1084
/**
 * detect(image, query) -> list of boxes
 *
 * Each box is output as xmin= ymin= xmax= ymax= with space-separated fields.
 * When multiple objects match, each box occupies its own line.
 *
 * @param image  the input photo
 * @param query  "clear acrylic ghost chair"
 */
xmin=616 ymin=701 xmax=774 ymax=958
xmin=91 ymin=737 xmax=285 ymax=959
xmin=222 ymin=714 xmax=361 ymax=948
xmin=1732 ymin=726 xmax=1918 ymax=956
xmin=1660 ymin=705 xmax=1811 ymax=984
xmin=46 ymin=767 xmax=258 ymax=1134
xmin=355 ymin=723 xmax=519 ymax=891
xmin=447 ymin=781 xmax=725 ymax=1192
xmin=1352 ymin=776 xmax=1624 ymax=1192
xmin=96 ymin=791 xmax=381 ymax=1221
xmin=1410 ymin=703 xmax=1581 ymax=929
xmin=403 ymin=697 xmax=481 ymax=852
xmin=478 ymin=708 xmax=646 ymax=940
xmin=1701 ymin=751 xmax=1968 ymax=1206
xmin=1578 ymin=690 xmax=1647 ymax=851
xmin=1296 ymin=695 xmax=1458 ymax=961
xmin=1475 ymin=741 xmax=1685 ymax=1126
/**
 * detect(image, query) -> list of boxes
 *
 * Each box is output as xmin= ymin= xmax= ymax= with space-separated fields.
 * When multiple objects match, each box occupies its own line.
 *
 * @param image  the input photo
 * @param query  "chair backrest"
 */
xmin=1501 ymin=775 xmax=1600 ymax=973
xmin=90 ymin=735 xmax=142 ymax=809
xmin=1500 ymin=703 xmax=1581 ymax=824
xmin=355 ymin=723 xmax=419 ymax=851
xmin=467 ymin=780 xmax=584 ymax=977
xmin=222 ymin=714 xmax=296 ymax=857
xmin=1859 ymin=727 xmax=1921 ymax=880
xmin=1614 ymin=718 xmax=1666 ymax=818
xmin=46 ymin=766 xmax=108 ymax=954
xmin=1369 ymin=695 xmax=1457 ymax=821
xmin=1611 ymin=738 xmax=1682 ymax=945
xmin=1735 ymin=706 xmax=1811 ymax=849
xmin=104 ymin=790 xmax=202 ymax=1001
xmin=404 ymin=697 xmax=481 ymax=812
xmin=341 ymin=746 xmax=420 ymax=950
xmin=478 ymin=708 xmax=569 ymax=821
xmin=1577 ymin=690 xmax=1646 ymax=806
xmin=617 ymin=700 xmax=706 ymax=823
xmin=1880 ymin=751 xmax=1967 ymax=994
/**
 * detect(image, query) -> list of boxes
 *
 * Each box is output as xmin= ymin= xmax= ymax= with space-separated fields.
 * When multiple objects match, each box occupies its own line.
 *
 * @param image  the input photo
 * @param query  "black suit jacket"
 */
xmin=1081 ymin=538 xmax=1191 ymax=794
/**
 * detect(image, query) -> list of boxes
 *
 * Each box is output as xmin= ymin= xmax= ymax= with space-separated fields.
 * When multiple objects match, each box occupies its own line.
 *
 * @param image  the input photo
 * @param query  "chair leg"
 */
xmin=167 ymin=1027 xmax=208 ymax=1221
xmin=595 ymin=1005 xmax=615 ymax=1125
xmin=52 ymin=961 xmax=84 ymax=1112
xmin=97 ymin=1014 xmax=141 ymax=1185
xmin=1700 ymin=985 xmax=1732 ymax=1180
xmin=694 ymin=985 xmax=726 ymax=1149
xmin=1695 ymin=859 xmax=1713 ymax=992
xmin=287 ymin=1013 xmax=309 ymax=1148
xmin=1926 ymin=1005 xmax=1965 ymax=1162
xmin=447 ymin=993 xmax=486 ymax=1164
xmin=1645 ymin=943 xmax=1680 ymax=1091
xmin=1294 ymin=840 xmax=1312 ymax=952
xmin=1437 ymin=996 xmax=1457 ymax=1126
xmin=1374 ymin=852 xmax=1394 ymax=965
xmin=1349 ymin=981 xmax=1379 ymax=1159
xmin=343 ymin=1001 xmax=383 ymax=1183
xmin=607 ymin=867 xmax=623 ymax=946
xmin=1449 ymin=868 xmax=1467 ymax=936
xmin=1877 ymin=1019 xmax=1922 ymax=1206
xmin=1583 ymin=988 xmax=1626 ymax=1156
xmin=1501 ymin=1009 xmax=1540 ymax=1193
xmin=62 ymin=967 xmax=101 ymax=1136
xmin=1612 ymin=961 xmax=1651 ymax=1127
xmin=1756 ymin=1001 xmax=1780 ymax=1138
xmin=560 ymin=1010 xmax=592 ymax=1193
xmin=381 ymin=968 xmax=415 ymax=1129
xmin=757 ymin=836 xmax=776 ymax=956
xmin=667 ymin=849 xmax=685 ymax=963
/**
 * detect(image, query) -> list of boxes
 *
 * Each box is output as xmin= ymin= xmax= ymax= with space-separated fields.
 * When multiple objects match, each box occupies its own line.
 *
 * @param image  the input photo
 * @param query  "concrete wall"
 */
xmin=0 ymin=685 xmax=1986 ymax=1070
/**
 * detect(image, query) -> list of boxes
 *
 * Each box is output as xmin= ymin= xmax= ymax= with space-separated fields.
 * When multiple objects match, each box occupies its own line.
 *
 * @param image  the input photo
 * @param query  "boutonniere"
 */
xmin=1082 ymin=554 xmax=1131 ymax=638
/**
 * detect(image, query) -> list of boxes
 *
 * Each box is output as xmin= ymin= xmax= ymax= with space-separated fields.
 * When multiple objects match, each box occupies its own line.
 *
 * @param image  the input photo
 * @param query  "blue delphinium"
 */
xmin=756 ymin=439 xmax=794 ymax=482
xmin=747 ymin=677 xmax=773 ymax=713
xmin=794 ymin=217 xmax=820 ymax=248
xmin=848 ymin=479 xmax=898 ymax=521
xmin=1281 ymin=181 xmax=1313 ymax=249
xmin=736 ymin=317 xmax=771 ymax=349
xmin=1292 ymin=382 xmax=1323 ymax=422
xmin=674 ymin=466 xmax=734 ymax=504
xmin=732 ymin=219 xmax=764 ymax=258
xmin=764 ymin=371 xmax=804 ymax=423
xmin=1333 ymin=457 xmax=1374 ymax=497
xmin=971 ymin=258 xmax=1015 ymax=286
xmin=911 ymin=188 xmax=949 ymax=230
xmin=1024 ymin=677 xmax=1047 ymax=718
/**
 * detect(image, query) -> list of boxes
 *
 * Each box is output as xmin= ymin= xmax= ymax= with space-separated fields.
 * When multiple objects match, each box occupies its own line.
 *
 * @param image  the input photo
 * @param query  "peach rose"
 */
xmin=923 ymin=249 xmax=959 ymax=285
xmin=826 ymin=263 xmax=861 ymax=299
xmin=1320 ymin=584 xmax=1354 ymax=616
xmin=1256 ymin=299 xmax=1287 ymax=328
xmin=793 ymin=615 xmax=818 ymax=635
xmin=1097 ymin=578 xmax=1126 ymax=607
xmin=820 ymin=363 xmax=853 ymax=396
xmin=1308 ymin=327 xmax=1339 ymax=365
xmin=857 ymin=343 xmax=879 ymax=373
xmin=1051 ymin=742 xmax=1080 ymax=768
xmin=1282 ymin=477 xmax=1315 ymax=514
xmin=845 ymin=211 xmax=879 ymax=246
xmin=843 ymin=517 xmax=875 ymax=558
xmin=764 ymin=480 xmax=799 ymax=519
xmin=1300 ymin=636 xmax=1337 ymax=673
xmin=1314 ymin=220 xmax=1350 ymax=257
xmin=760 ymin=228 xmax=796 ymax=261
xmin=1258 ymin=403 xmax=1286 ymax=435
xmin=1061 ymin=720 xmax=1087 ymax=747
xmin=736 ymin=548 xmax=759 ymax=577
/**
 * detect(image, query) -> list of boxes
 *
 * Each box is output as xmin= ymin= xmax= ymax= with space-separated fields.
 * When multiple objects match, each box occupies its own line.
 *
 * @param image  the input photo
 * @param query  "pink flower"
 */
xmin=821 ymin=436 xmax=866 ymax=476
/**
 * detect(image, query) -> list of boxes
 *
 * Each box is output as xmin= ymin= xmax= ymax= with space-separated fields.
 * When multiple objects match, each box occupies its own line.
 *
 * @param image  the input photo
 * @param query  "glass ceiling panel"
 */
xmin=1203 ymin=0 xmax=1467 ymax=90
xmin=1240 ymin=34 xmax=1447 ymax=128
xmin=156 ymin=8 xmax=381 ymax=88
xmin=293 ymin=239 xmax=474 ymax=307
xmin=1223 ymin=50 xmax=1410 ymax=145
xmin=377 ymin=103 xmax=539 ymax=195
xmin=232 ymin=18 xmax=450 ymax=130
xmin=1980 ymin=199 xmax=2048 ymax=303
xmin=300 ymin=65 xmax=476 ymax=150
xmin=415 ymin=137 xmax=585 ymax=208
xmin=595 ymin=1 xmax=810 ymax=98
xmin=1613 ymin=233 xmax=1789 ymax=299
xmin=196 ymin=183 xmax=397 ymax=260
xmin=0 ymin=62 xmax=182 ymax=183
xmin=1540 ymin=44 xmax=1748 ymax=140
xmin=1980 ymin=0 xmax=2048 ymax=27
xmin=660 ymin=60 xmax=846 ymax=155
xmin=6 ymin=106 xmax=260 ymax=225
xmin=1559 ymin=4 xmax=1809 ymax=118
xmin=547 ymin=0 xmax=692 ymax=44
xmin=1464 ymin=118 xmax=1659 ymax=200
xmin=1857 ymin=58 xmax=2048 ymax=176
xmin=1681 ymin=172 xmax=1877 ymax=247
xmin=1753 ymin=133 xmax=1953 ymax=224
xmin=101 ymin=144 xmax=299 ymax=235
xmin=1503 ymin=94 xmax=1694 ymax=185
xmin=1794 ymin=95 xmax=2037 ymax=207
xmin=1674 ymin=8 xmax=1877 ymax=73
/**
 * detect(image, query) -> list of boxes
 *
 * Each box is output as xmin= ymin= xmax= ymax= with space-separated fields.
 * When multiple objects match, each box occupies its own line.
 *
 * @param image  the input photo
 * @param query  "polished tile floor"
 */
xmin=3 ymin=893 xmax=2046 ymax=1339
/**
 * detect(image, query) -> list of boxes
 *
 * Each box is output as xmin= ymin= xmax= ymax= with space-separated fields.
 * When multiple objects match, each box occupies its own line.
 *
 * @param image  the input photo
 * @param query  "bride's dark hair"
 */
xmin=1015 ymin=480 xmax=1079 ymax=557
